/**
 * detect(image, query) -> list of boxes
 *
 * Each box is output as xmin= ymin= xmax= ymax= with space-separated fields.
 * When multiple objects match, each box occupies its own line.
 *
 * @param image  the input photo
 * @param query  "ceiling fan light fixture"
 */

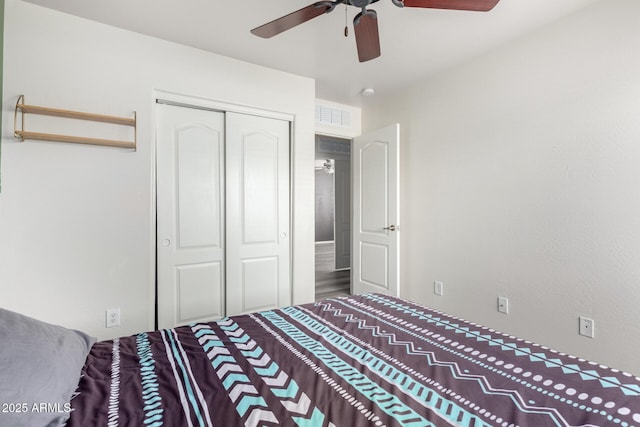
xmin=361 ymin=88 xmax=375 ymax=97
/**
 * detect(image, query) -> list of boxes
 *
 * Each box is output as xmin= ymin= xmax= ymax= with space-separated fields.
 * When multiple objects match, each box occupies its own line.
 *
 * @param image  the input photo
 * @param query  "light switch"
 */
xmin=498 ymin=297 xmax=509 ymax=314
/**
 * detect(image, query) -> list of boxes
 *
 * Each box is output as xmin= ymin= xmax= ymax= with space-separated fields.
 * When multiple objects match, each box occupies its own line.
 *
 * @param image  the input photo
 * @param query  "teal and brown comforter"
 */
xmin=66 ymin=294 xmax=640 ymax=426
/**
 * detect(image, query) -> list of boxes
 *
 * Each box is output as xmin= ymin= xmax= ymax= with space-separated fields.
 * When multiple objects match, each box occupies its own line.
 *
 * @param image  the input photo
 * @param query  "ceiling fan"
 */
xmin=251 ymin=0 xmax=501 ymax=63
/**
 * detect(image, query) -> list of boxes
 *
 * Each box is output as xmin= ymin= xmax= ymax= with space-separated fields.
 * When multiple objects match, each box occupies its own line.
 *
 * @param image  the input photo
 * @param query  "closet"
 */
xmin=156 ymin=102 xmax=291 ymax=329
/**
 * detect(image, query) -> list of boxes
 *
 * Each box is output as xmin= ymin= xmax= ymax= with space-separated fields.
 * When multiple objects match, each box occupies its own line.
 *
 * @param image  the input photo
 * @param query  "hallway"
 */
xmin=315 ymin=242 xmax=350 ymax=301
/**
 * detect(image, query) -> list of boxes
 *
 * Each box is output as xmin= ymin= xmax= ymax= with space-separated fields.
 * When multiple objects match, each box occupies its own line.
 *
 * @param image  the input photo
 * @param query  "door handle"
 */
xmin=383 ymin=225 xmax=397 ymax=231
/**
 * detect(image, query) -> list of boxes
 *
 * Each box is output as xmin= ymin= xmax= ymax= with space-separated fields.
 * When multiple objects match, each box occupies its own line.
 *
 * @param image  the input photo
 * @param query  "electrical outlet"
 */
xmin=498 ymin=297 xmax=509 ymax=314
xmin=579 ymin=316 xmax=595 ymax=338
xmin=106 ymin=308 xmax=121 ymax=328
xmin=434 ymin=281 xmax=444 ymax=296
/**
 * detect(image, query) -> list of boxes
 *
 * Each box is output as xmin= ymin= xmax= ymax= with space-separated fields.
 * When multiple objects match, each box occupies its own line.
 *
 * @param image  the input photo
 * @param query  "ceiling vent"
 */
xmin=315 ymin=104 xmax=352 ymax=129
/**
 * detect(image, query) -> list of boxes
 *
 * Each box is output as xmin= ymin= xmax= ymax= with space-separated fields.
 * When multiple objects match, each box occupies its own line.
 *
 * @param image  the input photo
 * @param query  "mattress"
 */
xmin=66 ymin=293 xmax=640 ymax=426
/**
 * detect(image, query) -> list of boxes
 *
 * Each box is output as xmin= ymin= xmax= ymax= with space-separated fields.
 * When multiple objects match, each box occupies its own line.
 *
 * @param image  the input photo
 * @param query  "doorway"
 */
xmin=314 ymin=135 xmax=351 ymax=300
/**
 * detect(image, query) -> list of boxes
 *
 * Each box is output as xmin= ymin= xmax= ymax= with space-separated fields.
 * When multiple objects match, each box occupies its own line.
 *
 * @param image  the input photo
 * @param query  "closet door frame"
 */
xmin=153 ymin=90 xmax=294 ymax=329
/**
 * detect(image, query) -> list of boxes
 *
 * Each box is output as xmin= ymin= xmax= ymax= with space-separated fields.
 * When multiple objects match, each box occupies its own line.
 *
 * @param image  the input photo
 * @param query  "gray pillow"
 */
xmin=0 ymin=307 xmax=96 ymax=427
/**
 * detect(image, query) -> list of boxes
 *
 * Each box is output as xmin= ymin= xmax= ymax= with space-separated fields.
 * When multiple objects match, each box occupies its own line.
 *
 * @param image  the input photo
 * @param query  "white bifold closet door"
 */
xmin=156 ymin=103 xmax=290 ymax=329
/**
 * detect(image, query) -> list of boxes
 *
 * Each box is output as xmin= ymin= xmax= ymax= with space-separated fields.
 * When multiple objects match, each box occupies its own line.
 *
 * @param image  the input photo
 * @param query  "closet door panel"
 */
xmin=157 ymin=104 xmax=225 ymax=329
xmin=226 ymin=112 xmax=291 ymax=316
xmin=177 ymin=262 xmax=223 ymax=322
xmin=241 ymin=257 xmax=279 ymax=312
xmin=242 ymin=135 xmax=279 ymax=244
xmin=177 ymin=127 xmax=223 ymax=248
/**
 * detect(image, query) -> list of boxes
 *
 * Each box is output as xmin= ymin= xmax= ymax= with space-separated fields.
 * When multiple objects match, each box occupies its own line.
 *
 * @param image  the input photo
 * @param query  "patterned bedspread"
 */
xmin=67 ymin=294 xmax=640 ymax=426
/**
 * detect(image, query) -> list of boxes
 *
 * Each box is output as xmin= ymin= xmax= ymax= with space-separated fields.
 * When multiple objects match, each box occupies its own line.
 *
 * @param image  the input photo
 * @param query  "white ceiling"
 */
xmin=23 ymin=0 xmax=600 ymax=106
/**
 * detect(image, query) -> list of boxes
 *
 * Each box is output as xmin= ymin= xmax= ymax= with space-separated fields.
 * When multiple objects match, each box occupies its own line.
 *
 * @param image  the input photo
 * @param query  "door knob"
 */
xmin=161 ymin=239 xmax=171 ymax=247
xmin=383 ymin=225 xmax=397 ymax=231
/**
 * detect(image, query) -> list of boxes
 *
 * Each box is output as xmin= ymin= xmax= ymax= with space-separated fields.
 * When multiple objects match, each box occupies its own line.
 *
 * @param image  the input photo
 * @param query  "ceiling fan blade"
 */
xmin=401 ymin=0 xmax=500 ymax=12
xmin=251 ymin=2 xmax=334 ymax=38
xmin=353 ymin=10 xmax=381 ymax=63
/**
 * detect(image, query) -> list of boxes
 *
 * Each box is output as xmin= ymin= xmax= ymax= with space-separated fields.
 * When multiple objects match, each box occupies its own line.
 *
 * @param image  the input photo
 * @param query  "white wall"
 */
xmin=362 ymin=0 xmax=640 ymax=375
xmin=0 ymin=0 xmax=316 ymax=340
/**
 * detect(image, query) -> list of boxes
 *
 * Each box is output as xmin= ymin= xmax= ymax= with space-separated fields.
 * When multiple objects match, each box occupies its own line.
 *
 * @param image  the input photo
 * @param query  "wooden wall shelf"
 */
xmin=14 ymin=95 xmax=137 ymax=149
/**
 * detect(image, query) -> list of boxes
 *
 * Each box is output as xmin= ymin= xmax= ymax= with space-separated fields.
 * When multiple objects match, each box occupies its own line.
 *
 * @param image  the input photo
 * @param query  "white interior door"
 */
xmin=225 ymin=112 xmax=291 ymax=316
xmin=156 ymin=103 xmax=225 ymax=329
xmin=352 ymin=124 xmax=400 ymax=296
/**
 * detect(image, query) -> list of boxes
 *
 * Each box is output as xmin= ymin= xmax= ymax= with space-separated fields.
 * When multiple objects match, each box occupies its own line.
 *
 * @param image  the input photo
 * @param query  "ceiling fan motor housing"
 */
xmin=349 ymin=0 xmax=376 ymax=8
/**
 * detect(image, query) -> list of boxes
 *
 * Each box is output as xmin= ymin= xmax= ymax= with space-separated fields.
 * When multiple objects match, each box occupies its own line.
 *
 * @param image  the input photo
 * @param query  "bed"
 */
xmin=3 ymin=293 xmax=640 ymax=426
